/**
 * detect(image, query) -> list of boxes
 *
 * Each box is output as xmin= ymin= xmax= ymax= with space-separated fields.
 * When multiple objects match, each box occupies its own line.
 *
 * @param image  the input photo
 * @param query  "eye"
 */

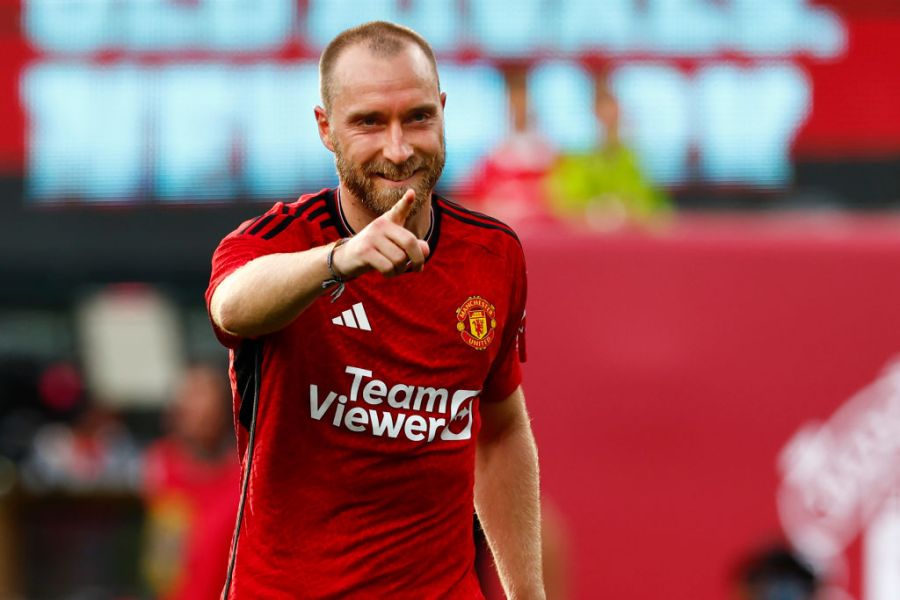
xmin=410 ymin=111 xmax=430 ymax=123
xmin=360 ymin=116 xmax=378 ymax=127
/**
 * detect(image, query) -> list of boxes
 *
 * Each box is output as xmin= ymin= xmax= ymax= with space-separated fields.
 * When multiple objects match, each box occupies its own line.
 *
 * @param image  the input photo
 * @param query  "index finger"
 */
xmin=386 ymin=188 xmax=416 ymax=225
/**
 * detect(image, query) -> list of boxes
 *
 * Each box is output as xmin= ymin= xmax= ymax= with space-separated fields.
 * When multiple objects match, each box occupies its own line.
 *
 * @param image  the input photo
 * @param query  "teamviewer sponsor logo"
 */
xmin=309 ymin=366 xmax=478 ymax=443
xmin=441 ymin=392 xmax=474 ymax=441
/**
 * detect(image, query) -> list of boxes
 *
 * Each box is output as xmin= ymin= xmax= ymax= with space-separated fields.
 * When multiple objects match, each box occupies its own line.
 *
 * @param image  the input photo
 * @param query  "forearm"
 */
xmin=475 ymin=398 xmax=544 ymax=599
xmin=211 ymin=244 xmax=333 ymax=338
xmin=210 ymin=190 xmax=429 ymax=339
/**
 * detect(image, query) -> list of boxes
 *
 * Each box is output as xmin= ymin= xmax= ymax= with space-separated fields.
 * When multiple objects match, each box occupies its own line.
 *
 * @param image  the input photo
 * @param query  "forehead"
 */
xmin=329 ymin=43 xmax=440 ymax=113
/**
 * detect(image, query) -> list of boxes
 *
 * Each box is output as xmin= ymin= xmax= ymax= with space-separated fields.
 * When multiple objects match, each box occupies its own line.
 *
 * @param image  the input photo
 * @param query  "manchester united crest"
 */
xmin=455 ymin=296 xmax=497 ymax=350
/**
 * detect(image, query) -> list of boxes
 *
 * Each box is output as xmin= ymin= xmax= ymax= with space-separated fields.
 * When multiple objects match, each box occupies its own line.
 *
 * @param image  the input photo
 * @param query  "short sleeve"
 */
xmin=481 ymin=244 xmax=528 ymax=403
xmin=205 ymin=202 xmax=314 ymax=348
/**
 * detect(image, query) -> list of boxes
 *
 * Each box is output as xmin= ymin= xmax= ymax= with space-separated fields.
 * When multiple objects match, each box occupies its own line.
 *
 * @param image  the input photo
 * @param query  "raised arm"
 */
xmin=210 ymin=189 xmax=430 ymax=339
xmin=475 ymin=386 xmax=545 ymax=600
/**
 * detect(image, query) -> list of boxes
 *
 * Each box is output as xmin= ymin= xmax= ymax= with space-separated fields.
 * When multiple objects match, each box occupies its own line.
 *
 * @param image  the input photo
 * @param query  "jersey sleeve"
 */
xmin=205 ymin=202 xmax=314 ymax=348
xmin=481 ymin=243 xmax=528 ymax=403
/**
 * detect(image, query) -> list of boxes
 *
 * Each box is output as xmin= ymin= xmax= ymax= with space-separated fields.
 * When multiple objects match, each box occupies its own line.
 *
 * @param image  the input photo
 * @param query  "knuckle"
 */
xmin=359 ymin=238 xmax=376 ymax=253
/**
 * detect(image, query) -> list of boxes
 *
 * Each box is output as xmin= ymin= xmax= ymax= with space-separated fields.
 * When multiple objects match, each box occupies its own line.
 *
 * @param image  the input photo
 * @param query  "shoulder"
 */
xmin=435 ymin=197 xmax=526 ymax=279
xmin=435 ymin=196 xmax=521 ymax=250
xmin=226 ymin=188 xmax=336 ymax=243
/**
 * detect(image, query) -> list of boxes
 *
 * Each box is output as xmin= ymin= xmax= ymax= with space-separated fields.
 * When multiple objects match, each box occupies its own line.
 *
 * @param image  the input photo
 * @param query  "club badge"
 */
xmin=455 ymin=296 xmax=497 ymax=351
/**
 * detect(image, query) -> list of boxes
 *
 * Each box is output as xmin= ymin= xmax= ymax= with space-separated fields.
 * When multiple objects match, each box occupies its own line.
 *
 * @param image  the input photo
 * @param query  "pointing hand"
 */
xmin=331 ymin=189 xmax=431 ymax=279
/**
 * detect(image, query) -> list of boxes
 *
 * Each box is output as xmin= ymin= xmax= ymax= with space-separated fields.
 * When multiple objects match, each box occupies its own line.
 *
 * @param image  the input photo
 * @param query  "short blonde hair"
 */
xmin=319 ymin=21 xmax=440 ymax=112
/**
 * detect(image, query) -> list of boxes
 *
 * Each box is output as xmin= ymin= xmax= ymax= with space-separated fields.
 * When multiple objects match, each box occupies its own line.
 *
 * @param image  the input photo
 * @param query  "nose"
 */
xmin=382 ymin=120 xmax=413 ymax=164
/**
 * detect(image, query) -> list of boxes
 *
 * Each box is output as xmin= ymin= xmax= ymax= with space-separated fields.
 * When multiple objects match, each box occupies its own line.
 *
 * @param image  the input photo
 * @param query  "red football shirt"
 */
xmin=142 ymin=439 xmax=240 ymax=600
xmin=206 ymin=189 xmax=527 ymax=599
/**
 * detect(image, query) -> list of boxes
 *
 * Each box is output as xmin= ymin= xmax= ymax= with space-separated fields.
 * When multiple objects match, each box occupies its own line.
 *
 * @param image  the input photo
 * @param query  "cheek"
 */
xmin=344 ymin=135 xmax=384 ymax=164
xmin=409 ymin=127 xmax=443 ymax=153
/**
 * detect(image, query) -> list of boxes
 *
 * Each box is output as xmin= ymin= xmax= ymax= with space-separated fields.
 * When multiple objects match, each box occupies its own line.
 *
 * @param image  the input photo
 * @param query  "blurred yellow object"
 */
xmin=141 ymin=494 xmax=192 ymax=597
xmin=546 ymin=144 xmax=671 ymax=229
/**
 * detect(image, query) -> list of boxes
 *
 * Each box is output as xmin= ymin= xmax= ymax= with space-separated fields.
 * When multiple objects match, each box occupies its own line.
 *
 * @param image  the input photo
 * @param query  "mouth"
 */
xmin=373 ymin=169 xmax=421 ymax=186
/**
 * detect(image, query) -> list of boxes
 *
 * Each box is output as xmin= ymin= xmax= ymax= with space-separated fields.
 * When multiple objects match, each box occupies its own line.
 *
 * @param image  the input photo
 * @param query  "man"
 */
xmin=141 ymin=365 xmax=239 ymax=600
xmin=207 ymin=21 xmax=543 ymax=599
xmin=545 ymin=71 xmax=669 ymax=228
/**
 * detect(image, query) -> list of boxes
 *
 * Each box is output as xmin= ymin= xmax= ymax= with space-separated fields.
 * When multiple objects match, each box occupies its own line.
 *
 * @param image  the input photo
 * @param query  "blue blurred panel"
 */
xmin=394 ymin=0 xmax=461 ymax=54
xmin=26 ymin=0 xmax=294 ymax=52
xmin=529 ymin=62 xmax=596 ymax=152
xmin=22 ymin=63 xmax=145 ymax=201
xmin=25 ymin=0 xmax=114 ymax=53
xmin=439 ymin=63 xmax=508 ymax=189
xmin=548 ymin=0 xmax=847 ymax=56
xmin=305 ymin=0 xmax=399 ymax=49
xmin=468 ymin=0 xmax=547 ymax=56
xmin=125 ymin=0 xmax=294 ymax=52
xmin=155 ymin=65 xmax=239 ymax=201
xmin=732 ymin=0 xmax=846 ymax=57
xmin=645 ymin=0 xmax=725 ymax=55
xmin=242 ymin=64 xmax=336 ymax=199
xmin=695 ymin=64 xmax=810 ymax=186
xmin=611 ymin=65 xmax=692 ymax=185
xmin=206 ymin=0 xmax=296 ymax=52
xmin=554 ymin=0 xmax=635 ymax=53
xmin=123 ymin=1 xmax=206 ymax=51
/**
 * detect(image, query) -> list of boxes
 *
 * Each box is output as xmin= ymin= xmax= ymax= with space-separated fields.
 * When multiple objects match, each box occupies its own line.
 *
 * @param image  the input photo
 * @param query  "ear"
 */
xmin=315 ymin=106 xmax=335 ymax=153
xmin=440 ymin=91 xmax=447 ymax=110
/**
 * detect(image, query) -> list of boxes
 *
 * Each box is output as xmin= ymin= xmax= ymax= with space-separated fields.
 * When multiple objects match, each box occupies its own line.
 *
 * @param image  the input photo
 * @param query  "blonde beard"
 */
xmin=331 ymin=137 xmax=444 ymax=218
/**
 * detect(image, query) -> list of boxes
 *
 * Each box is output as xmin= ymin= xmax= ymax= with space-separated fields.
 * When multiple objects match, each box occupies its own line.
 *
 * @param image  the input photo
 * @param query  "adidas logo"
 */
xmin=332 ymin=302 xmax=371 ymax=331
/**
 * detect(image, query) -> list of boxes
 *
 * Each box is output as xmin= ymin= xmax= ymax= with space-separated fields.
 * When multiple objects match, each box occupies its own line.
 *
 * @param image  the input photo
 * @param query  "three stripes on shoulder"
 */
xmin=332 ymin=302 xmax=371 ymax=331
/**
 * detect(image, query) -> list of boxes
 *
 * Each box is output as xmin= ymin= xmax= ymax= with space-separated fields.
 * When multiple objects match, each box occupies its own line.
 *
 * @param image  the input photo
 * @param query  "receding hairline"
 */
xmin=319 ymin=21 xmax=440 ymax=112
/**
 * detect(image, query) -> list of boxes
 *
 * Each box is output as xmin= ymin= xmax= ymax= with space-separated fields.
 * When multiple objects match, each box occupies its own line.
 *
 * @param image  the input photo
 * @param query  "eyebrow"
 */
xmin=345 ymin=109 xmax=382 ymax=124
xmin=345 ymin=103 xmax=439 ymax=124
xmin=404 ymin=103 xmax=439 ymax=117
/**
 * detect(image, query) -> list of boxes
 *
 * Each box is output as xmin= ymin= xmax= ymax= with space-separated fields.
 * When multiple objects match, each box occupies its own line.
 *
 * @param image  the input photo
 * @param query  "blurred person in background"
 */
xmin=465 ymin=63 xmax=558 ymax=227
xmin=545 ymin=69 xmax=670 ymax=230
xmin=141 ymin=364 xmax=239 ymax=600
xmin=207 ymin=21 xmax=542 ymax=599
xmin=22 ymin=362 xmax=141 ymax=493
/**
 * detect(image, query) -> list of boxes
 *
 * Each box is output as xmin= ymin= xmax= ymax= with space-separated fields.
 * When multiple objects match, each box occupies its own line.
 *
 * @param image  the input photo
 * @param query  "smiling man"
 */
xmin=207 ymin=21 xmax=543 ymax=599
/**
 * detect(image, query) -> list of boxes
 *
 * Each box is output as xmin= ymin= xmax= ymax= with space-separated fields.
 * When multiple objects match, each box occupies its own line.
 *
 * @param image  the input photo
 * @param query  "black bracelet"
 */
xmin=322 ymin=237 xmax=352 ymax=302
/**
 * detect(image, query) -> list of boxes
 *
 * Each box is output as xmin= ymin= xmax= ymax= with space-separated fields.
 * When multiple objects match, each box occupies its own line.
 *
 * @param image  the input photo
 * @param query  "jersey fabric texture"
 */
xmin=206 ymin=188 xmax=527 ymax=599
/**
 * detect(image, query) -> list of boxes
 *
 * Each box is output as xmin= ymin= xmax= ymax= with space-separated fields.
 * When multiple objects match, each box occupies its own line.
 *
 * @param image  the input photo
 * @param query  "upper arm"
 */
xmin=206 ymin=234 xmax=273 ymax=347
xmin=479 ymin=385 xmax=529 ymax=446
xmin=206 ymin=205 xmax=300 ymax=346
xmin=208 ymin=257 xmax=257 ymax=336
xmin=481 ymin=242 xmax=528 ymax=404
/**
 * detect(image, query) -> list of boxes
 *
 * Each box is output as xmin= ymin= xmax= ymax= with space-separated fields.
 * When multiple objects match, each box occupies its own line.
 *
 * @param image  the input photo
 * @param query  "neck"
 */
xmin=338 ymin=183 xmax=433 ymax=239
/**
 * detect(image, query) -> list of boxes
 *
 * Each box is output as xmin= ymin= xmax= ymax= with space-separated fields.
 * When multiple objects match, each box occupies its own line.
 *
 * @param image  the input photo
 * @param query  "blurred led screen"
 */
xmin=1 ymin=0 xmax=899 ymax=203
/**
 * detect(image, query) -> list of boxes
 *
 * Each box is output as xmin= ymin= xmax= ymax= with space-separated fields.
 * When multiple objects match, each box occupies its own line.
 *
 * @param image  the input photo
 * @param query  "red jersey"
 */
xmin=206 ymin=189 xmax=527 ymax=599
xmin=142 ymin=439 xmax=241 ymax=600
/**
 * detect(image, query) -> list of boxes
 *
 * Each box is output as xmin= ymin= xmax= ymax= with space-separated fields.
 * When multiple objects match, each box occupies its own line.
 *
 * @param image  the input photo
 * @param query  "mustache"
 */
xmin=363 ymin=157 xmax=427 ymax=181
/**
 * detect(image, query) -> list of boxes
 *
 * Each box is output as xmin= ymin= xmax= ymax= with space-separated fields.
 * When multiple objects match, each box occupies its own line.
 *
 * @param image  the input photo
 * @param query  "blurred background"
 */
xmin=1 ymin=1 xmax=900 ymax=599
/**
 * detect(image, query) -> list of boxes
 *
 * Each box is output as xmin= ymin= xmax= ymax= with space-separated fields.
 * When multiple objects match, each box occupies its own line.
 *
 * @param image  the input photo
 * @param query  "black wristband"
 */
xmin=322 ymin=237 xmax=352 ymax=302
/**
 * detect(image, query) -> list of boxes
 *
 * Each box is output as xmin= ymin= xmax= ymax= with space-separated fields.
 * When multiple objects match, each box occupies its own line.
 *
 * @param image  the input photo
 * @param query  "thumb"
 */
xmin=387 ymin=189 xmax=416 ymax=225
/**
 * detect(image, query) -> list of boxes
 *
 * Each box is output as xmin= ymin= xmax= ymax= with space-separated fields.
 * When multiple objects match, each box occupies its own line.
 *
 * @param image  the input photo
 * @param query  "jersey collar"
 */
xmin=330 ymin=188 xmax=441 ymax=260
